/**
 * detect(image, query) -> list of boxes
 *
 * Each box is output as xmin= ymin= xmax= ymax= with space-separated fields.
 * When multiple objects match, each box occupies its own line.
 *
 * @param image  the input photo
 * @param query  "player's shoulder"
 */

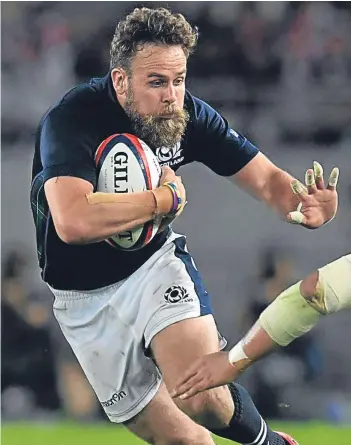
xmin=40 ymin=74 xmax=112 ymax=128
xmin=184 ymin=90 xmax=219 ymax=124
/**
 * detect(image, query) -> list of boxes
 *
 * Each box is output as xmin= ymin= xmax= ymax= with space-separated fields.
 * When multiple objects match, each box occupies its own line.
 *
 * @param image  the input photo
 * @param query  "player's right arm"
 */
xmin=40 ymin=107 xmax=184 ymax=245
xmin=45 ymin=171 xmax=179 ymax=244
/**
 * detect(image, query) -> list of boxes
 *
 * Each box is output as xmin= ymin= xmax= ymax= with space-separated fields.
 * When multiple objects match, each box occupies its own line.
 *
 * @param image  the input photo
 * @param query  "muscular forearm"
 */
xmin=234 ymin=154 xmax=338 ymax=228
xmin=241 ymin=320 xmax=278 ymax=361
xmin=58 ymin=187 xmax=172 ymax=244
xmin=233 ymin=154 xmax=301 ymax=220
xmin=229 ymin=281 xmax=322 ymax=371
xmin=227 ymin=320 xmax=278 ymax=374
xmin=263 ymin=169 xmax=300 ymax=217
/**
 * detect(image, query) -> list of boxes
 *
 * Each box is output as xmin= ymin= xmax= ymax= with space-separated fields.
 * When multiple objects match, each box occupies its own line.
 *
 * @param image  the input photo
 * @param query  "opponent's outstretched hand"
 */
xmin=170 ymin=351 xmax=239 ymax=400
xmin=287 ymin=161 xmax=339 ymax=228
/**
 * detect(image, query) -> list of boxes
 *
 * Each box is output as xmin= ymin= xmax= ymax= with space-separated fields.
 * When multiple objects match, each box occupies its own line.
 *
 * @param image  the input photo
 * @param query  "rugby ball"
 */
xmin=95 ymin=133 xmax=162 ymax=250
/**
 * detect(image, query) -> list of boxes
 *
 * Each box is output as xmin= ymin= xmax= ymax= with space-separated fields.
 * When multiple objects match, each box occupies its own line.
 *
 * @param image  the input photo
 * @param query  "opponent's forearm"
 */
xmin=228 ymin=279 xmax=322 ymax=370
xmin=227 ymin=320 xmax=278 ymax=374
xmin=242 ymin=320 xmax=278 ymax=360
xmin=58 ymin=187 xmax=172 ymax=244
xmin=231 ymin=290 xmax=321 ymax=368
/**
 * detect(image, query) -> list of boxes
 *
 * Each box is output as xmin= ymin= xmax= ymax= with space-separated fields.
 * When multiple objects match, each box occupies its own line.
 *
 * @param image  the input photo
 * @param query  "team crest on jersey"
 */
xmin=156 ymin=142 xmax=184 ymax=167
xmin=164 ymin=285 xmax=193 ymax=303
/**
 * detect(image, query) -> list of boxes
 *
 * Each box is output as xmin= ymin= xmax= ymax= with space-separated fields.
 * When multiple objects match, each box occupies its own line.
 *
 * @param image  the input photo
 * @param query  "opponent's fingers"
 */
xmin=171 ymin=374 xmax=203 ymax=399
xmin=313 ymin=161 xmax=325 ymax=189
xmin=290 ymin=179 xmax=308 ymax=201
xmin=178 ymin=382 xmax=206 ymax=400
xmin=327 ymin=167 xmax=339 ymax=191
xmin=305 ymin=169 xmax=317 ymax=194
xmin=170 ymin=369 xmax=199 ymax=398
xmin=287 ymin=211 xmax=306 ymax=226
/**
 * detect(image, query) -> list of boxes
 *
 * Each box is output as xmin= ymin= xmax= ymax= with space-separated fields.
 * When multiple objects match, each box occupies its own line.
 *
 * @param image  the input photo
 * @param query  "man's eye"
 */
xmin=174 ymin=78 xmax=185 ymax=85
xmin=150 ymin=80 xmax=163 ymax=87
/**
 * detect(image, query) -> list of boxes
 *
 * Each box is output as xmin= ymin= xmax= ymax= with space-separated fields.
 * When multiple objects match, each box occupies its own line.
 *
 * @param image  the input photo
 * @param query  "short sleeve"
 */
xmin=187 ymin=95 xmax=259 ymax=176
xmin=40 ymin=106 xmax=97 ymax=187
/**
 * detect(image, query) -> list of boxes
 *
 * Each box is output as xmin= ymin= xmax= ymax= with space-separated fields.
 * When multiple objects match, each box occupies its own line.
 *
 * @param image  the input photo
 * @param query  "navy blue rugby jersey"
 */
xmin=31 ymin=72 xmax=259 ymax=290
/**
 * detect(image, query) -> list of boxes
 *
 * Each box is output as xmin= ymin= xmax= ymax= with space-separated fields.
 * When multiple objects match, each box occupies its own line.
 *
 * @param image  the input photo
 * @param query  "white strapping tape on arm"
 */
xmin=259 ymin=254 xmax=351 ymax=347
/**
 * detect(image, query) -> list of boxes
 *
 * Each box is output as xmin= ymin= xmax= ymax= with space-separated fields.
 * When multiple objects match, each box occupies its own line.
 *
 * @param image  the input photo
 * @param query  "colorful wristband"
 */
xmin=162 ymin=182 xmax=183 ymax=216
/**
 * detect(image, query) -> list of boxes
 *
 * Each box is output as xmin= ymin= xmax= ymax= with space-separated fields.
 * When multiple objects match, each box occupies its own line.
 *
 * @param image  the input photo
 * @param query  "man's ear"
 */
xmin=111 ymin=68 xmax=128 ymax=96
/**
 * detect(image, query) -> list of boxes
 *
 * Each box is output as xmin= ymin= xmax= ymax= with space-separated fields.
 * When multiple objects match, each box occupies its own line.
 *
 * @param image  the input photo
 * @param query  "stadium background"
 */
xmin=1 ymin=1 xmax=351 ymax=444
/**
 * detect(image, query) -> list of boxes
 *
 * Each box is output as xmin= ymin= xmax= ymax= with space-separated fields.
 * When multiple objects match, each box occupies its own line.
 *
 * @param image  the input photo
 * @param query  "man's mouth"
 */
xmin=159 ymin=114 xmax=177 ymax=119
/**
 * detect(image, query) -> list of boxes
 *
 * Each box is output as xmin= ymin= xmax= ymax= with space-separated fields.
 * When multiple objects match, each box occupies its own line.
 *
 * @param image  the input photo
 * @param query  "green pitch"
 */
xmin=2 ymin=422 xmax=351 ymax=445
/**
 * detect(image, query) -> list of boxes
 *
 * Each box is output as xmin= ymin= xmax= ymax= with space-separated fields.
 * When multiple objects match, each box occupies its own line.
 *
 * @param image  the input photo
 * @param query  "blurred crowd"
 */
xmin=1 ymin=246 xmax=102 ymax=421
xmin=2 ymin=1 xmax=351 ymax=424
xmin=2 ymin=1 xmax=351 ymax=147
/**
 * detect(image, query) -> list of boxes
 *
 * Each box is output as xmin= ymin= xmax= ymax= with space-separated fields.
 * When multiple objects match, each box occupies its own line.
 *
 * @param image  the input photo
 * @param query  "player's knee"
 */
xmin=300 ymin=270 xmax=319 ymax=298
xmin=177 ymin=388 xmax=233 ymax=430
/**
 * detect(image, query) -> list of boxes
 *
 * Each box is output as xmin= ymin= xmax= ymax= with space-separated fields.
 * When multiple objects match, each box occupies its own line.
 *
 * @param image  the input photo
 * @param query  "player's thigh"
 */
xmin=150 ymin=316 xmax=234 ymax=428
xmin=151 ymin=314 xmax=221 ymax=386
xmin=124 ymin=382 xmax=215 ymax=445
xmin=144 ymin=237 xmax=234 ymax=427
xmin=145 ymin=235 xmax=227 ymax=382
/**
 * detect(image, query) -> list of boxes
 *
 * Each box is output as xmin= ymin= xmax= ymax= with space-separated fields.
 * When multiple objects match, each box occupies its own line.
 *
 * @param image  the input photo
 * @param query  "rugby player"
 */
xmin=31 ymin=7 xmax=338 ymax=445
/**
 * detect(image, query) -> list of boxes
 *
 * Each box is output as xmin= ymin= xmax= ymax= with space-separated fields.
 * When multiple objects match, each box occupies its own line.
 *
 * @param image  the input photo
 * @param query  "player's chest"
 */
xmin=153 ymin=142 xmax=185 ymax=170
xmin=96 ymin=120 xmax=189 ymax=171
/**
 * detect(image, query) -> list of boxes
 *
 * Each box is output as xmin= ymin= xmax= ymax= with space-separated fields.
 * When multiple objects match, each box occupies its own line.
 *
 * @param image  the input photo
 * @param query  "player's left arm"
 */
xmin=188 ymin=94 xmax=339 ymax=229
xmin=231 ymin=152 xmax=299 ymax=214
xmin=231 ymin=152 xmax=339 ymax=229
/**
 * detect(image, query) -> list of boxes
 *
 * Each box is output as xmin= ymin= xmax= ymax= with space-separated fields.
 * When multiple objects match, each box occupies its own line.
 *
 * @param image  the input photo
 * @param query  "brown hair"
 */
xmin=110 ymin=7 xmax=198 ymax=70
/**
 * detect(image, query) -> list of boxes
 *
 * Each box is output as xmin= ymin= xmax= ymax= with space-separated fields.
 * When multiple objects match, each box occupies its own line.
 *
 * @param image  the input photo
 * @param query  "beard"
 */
xmin=124 ymin=88 xmax=189 ymax=148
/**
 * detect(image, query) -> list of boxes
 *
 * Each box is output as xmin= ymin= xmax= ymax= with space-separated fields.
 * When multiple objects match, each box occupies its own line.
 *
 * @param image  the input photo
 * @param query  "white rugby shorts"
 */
xmin=50 ymin=233 xmax=226 ymax=423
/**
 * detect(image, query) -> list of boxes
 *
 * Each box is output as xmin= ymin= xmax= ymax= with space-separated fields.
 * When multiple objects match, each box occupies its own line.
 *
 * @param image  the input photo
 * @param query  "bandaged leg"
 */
xmin=259 ymin=254 xmax=351 ymax=346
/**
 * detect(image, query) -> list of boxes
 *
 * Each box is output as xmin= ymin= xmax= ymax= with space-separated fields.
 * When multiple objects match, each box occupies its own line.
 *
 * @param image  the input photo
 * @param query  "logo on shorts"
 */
xmin=164 ymin=285 xmax=190 ymax=303
xmin=100 ymin=390 xmax=127 ymax=407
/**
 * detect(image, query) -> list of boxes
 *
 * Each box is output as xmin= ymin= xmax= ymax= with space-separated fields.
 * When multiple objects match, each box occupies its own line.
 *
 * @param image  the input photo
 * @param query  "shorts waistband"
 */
xmin=48 ymin=280 xmax=123 ymax=300
xmin=48 ymin=231 xmax=184 ymax=300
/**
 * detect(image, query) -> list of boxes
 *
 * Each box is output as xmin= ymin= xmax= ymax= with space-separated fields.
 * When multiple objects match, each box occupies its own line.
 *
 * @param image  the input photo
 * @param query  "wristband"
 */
xmin=149 ymin=190 xmax=160 ymax=219
xmin=162 ymin=182 xmax=183 ymax=216
xmin=228 ymin=341 xmax=252 ymax=370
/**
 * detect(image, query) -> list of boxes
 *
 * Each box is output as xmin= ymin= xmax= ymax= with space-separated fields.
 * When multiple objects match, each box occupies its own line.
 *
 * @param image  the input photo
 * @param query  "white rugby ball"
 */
xmin=95 ymin=133 xmax=162 ymax=250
